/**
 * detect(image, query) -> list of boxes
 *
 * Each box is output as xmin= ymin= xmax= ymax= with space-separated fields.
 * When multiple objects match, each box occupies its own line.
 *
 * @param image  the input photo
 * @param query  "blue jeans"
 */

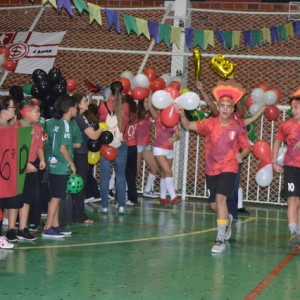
xmin=100 ymin=142 xmax=128 ymax=208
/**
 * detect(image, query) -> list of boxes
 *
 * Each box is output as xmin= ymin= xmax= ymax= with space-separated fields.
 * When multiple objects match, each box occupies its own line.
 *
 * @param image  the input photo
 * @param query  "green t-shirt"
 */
xmin=45 ymin=118 xmax=82 ymax=175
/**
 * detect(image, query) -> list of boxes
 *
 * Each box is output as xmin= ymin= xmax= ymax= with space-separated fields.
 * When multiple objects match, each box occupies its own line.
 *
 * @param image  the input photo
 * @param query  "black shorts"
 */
xmin=48 ymin=174 xmax=68 ymax=199
xmin=0 ymin=195 xmax=23 ymax=210
xmin=205 ymin=172 xmax=236 ymax=202
xmin=283 ymin=166 xmax=300 ymax=198
xmin=19 ymin=172 xmax=40 ymax=205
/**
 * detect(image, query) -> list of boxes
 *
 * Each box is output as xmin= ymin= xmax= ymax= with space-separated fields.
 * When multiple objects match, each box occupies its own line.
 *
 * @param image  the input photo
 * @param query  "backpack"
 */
xmin=103 ymin=101 xmax=123 ymax=148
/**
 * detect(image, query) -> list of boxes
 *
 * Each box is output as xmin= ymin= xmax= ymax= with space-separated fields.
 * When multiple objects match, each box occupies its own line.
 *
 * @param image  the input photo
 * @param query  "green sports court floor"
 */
xmin=0 ymin=198 xmax=299 ymax=300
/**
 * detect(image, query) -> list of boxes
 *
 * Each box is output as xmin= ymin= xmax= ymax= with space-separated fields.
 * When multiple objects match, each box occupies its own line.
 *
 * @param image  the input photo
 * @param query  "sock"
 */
xmin=165 ymin=177 xmax=176 ymax=200
xmin=145 ymin=173 xmax=156 ymax=192
xmin=160 ymin=178 xmax=167 ymax=199
xmin=237 ymin=187 xmax=243 ymax=209
xmin=289 ymin=223 xmax=297 ymax=235
xmin=216 ymin=219 xmax=227 ymax=242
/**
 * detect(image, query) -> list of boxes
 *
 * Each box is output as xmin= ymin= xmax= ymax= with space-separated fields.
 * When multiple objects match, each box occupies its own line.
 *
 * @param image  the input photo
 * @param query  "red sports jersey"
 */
xmin=124 ymin=118 xmax=137 ymax=146
xmin=136 ymin=114 xmax=152 ymax=146
xmin=196 ymin=117 xmax=251 ymax=175
xmin=275 ymin=118 xmax=300 ymax=167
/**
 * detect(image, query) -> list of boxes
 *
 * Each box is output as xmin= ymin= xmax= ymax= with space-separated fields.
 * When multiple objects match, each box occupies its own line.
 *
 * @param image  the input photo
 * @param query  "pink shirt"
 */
xmin=136 ymin=114 xmax=152 ymax=146
xmin=124 ymin=116 xmax=137 ymax=146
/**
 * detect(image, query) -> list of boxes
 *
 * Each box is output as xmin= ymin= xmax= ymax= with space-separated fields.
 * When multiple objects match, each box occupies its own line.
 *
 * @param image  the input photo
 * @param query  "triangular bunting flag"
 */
xmin=204 ymin=30 xmax=214 ymax=48
xmin=72 ymin=0 xmax=89 ymax=15
xmin=148 ymin=21 xmax=159 ymax=44
xmin=277 ymin=25 xmax=287 ymax=41
xmin=42 ymin=0 xmax=57 ymax=8
xmin=170 ymin=26 xmax=181 ymax=49
xmin=192 ymin=29 xmax=205 ymax=50
xmin=223 ymin=31 xmax=232 ymax=48
xmin=159 ymin=23 xmax=170 ymax=47
xmin=261 ymin=28 xmax=271 ymax=43
xmin=215 ymin=31 xmax=226 ymax=47
xmin=123 ymin=14 xmax=138 ymax=35
xmin=231 ymin=31 xmax=241 ymax=49
xmin=57 ymin=0 xmax=74 ymax=17
xmin=252 ymin=29 xmax=262 ymax=47
xmin=87 ymin=3 xmax=102 ymax=26
xmin=285 ymin=23 xmax=294 ymax=38
xmin=136 ymin=18 xmax=150 ymax=39
xmin=105 ymin=9 xmax=121 ymax=33
xmin=185 ymin=28 xmax=193 ymax=49
xmin=270 ymin=27 xmax=280 ymax=43
xmin=293 ymin=21 xmax=300 ymax=38
xmin=243 ymin=30 xmax=254 ymax=48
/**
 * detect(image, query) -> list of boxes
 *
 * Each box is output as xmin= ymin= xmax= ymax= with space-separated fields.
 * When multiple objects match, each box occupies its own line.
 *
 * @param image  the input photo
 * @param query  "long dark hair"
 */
xmin=123 ymin=94 xmax=137 ymax=122
xmin=111 ymin=81 xmax=123 ymax=130
xmin=137 ymin=100 xmax=148 ymax=121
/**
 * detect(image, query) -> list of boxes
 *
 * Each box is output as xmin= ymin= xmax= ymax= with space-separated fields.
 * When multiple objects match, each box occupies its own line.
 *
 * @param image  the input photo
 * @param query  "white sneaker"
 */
xmin=224 ymin=214 xmax=233 ymax=241
xmin=143 ymin=191 xmax=159 ymax=198
xmin=126 ymin=200 xmax=136 ymax=206
xmin=211 ymin=240 xmax=225 ymax=253
xmin=84 ymin=197 xmax=95 ymax=204
xmin=0 ymin=236 xmax=14 ymax=249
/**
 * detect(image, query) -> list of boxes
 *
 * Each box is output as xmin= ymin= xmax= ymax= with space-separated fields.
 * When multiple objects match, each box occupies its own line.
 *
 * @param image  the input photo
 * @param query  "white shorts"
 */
xmin=153 ymin=147 xmax=174 ymax=159
xmin=137 ymin=145 xmax=152 ymax=153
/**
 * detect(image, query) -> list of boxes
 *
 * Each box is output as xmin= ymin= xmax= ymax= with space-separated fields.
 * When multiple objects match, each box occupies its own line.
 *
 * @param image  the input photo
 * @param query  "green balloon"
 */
xmin=66 ymin=174 xmax=84 ymax=194
xmin=23 ymin=83 xmax=32 ymax=95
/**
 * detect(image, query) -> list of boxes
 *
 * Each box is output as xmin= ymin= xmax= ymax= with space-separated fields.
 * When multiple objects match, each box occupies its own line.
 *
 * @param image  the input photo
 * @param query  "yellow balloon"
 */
xmin=192 ymin=48 xmax=202 ymax=79
xmin=180 ymin=88 xmax=190 ymax=95
xmin=210 ymin=55 xmax=235 ymax=79
xmin=88 ymin=151 xmax=100 ymax=165
xmin=99 ymin=122 xmax=109 ymax=131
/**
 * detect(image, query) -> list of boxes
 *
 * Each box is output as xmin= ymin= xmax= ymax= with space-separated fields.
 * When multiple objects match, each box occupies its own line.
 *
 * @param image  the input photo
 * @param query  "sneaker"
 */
xmin=118 ymin=206 xmax=126 ymax=215
xmin=224 ymin=214 xmax=233 ymax=241
xmin=211 ymin=240 xmax=226 ymax=253
xmin=126 ymin=200 xmax=136 ymax=206
xmin=89 ymin=197 xmax=101 ymax=203
xmin=53 ymin=226 xmax=72 ymax=236
xmin=160 ymin=198 xmax=171 ymax=205
xmin=171 ymin=197 xmax=180 ymax=205
xmin=238 ymin=207 xmax=250 ymax=215
xmin=108 ymin=189 xmax=115 ymax=199
xmin=42 ymin=227 xmax=65 ymax=238
xmin=0 ymin=236 xmax=14 ymax=249
xmin=28 ymin=224 xmax=39 ymax=232
xmin=17 ymin=228 xmax=37 ymax=241
xmin=84 ymin=197 xmax=95 ymax=204
xmin=288 ymin=232 xmax=300 ymax=248
xmin=143 ymin=191 xmax=159 ymax=198
xmin=6 ymin=229 xmax=18 ymax=242
xmin=99 ymin=207 xmax=108 ymax=214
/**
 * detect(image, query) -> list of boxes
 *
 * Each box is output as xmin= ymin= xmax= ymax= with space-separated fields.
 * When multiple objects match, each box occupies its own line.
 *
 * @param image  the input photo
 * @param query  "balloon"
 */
xmin=175 ymin=92 xmax=200 ymax=110
xmin=193 ymin=47 xmax=202 ymax=79
xmin=164 ymin=87 xmax=180 ymax=99
xmin=87 ymin=139 xmax=102 ymax=152
xmin=44 ymin=106 xmax=55 ymax=119
xmin=2 ymin=59 xmax=16 ymax=72
xmin=272 ymin=87 xmax=282 ymax=102
xmin=66 ymin=77 xmax=77 ymax=92
xmin=48 ymin=68 xmax=62 ymax=84
xmin=251 ymin=88 xmax=265 ymax=103
xmin=210 ymin=55 xmax=235 ymax=79
xmin=99 ymin=122 xmax=109 ymax=131
xmin=132 ymin=74 xmax=150 ymax=88
xmin=120 ymin=70 xmax=133 ymax=80
xmin=253 ymin=140 xmax=272 ymax=161
xmin=117 ymin=77 xmax=131 ymax=94
xmin=277 ymin=146 xmax=287 ymax=165
xmin=100 ymin=144 xmax=117 ymax=161
xmin=88 ymin=151 xmax=100 ymax=165
xmin=103 ymin=87 xmax=110 ymax=100
xmin=58 ymin=77 xmax=67 ymax=88
xmin=99 ymin=131 xmax=113 ymax=144
xmin=0 ymin=46 xmax=9 ymax=59
xmin=160 ymin=73 xmax=172 ymax=87
xmin=144 ymin=67 xmax=157 ymax=81
xmin=258 ymin=160 xmax=269 ymax=170
xmin=152 ymin=90 xmax=173 ymax=109
xmin=264 ymin=104 xmax=280 ymax=121
xmin=161 ymin=105 xmax=180 ymax=127
xmin=66 ymin=174 xmax=84 ymax=194
xmin=51 ymin=83 xmax=67 ymax=97
xmin=180 ymin=88 xmax=190 ymax=95
xmin=249 ymin=102 xmax=263 ymax=116
xmin=23 ymin=84 xmax=33 ymax=95
xmin=131 ymin=87 xmax=150 ymax=100
xmin=245 ymin=96 xmax=255 ymax=109
xmin=169 ymin=81 xmax=181 ymax=91
xmin=31 ymin=84 xmax=43 ymax=99
xmin=90 ymin=121 xmax=99 ymax=130
xmin=36 ymin=80 xmax=51 ymax=96
xmin=263 ymin=90 xmax=278 ymax=105
xmin=255 ymin=164 xmax=273 ymax=187
xmin=32 ymin=69 xmax=48 ymax=83
xmin=257 ymin=83 xmax=269 ymax=91
xmin=149 ymin=78 xmax=165 ymax=92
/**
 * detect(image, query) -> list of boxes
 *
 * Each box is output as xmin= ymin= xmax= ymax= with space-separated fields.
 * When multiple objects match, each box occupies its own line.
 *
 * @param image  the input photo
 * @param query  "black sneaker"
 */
xmin=17 ymin=228 xmax=37 ymax=241
xmin=238 ymin=207 xmax=250 ymax=215
xmin=6 ymin=229 xmax=19 ymax=242
xmin=108 ymin=189 xmax=115 ymax=199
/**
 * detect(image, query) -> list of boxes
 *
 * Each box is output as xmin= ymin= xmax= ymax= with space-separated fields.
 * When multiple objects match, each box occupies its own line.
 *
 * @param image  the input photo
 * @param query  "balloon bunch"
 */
xmin=246 ymin=83 xmax=281 ymax=121
xmin=210 ymin=55 xmax=235 ymax=79
xmin=252 ymin=140 xmax=273 ymax=187
xmin=0 ymin=46 xmax=17 ymax=72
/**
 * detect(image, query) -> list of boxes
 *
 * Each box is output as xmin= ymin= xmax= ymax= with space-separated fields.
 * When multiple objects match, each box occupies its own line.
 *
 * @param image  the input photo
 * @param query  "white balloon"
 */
xmin=0 ymin=55 xmax=5 ymax=66
xmin=120 ymin=70 xmax=133 ymax=80
xmin=255 ymin=164 xmax=273 ymax=187
xmin=263 ymin=90 xmax=278 ymax=105
xmin=160 ymin=73 xmax=172 ymax=87
xmin=277 ymin=146 xmax=287 ymax=165
xmin=251 ymin=88 xmax=265 ymax=103
xmin=175 ymin=92 xmax=200 ymax=110
xmin=152 ymin=90 xmax=173 ymax=109
xmin=249 ymin=102 xmax=263 ymax=115
xmin=132 ymin=74 xmax=149 ymax=88
xmin=171 ymin=76 xmax=182 ymax=83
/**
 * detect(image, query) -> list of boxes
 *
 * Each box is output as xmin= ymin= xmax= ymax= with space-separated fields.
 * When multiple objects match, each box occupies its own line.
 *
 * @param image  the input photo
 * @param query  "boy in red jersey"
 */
xmin=177 ymin=80 xmax=251 ymax=253
xmin=273 ymin=89 xmax=300 ymax=248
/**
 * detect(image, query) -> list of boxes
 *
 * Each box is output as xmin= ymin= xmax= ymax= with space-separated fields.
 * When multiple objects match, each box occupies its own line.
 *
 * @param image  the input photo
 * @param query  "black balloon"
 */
xmin=36 ymin=80 xmax=51 ymax=96
xmin=31 ymin=84 xmax=43 ymax=99
xmin=44 ymin=106 xmax=55 ymax=119
xmin=51 ymin=83 xmax=67 ymax=97
xmin=90 ymin=121 xmax=99 ymax=131
xmin=48 ymin=68 xmax=62 ymax=84
xmin=99 ymin=131 xmax=113 ymax=145
xmin=32 ymin=69 xmax=48 ymax=83
xmin=87 ymin=139 xmax=102 ymax=152
xmin=58 ymin=77 xmax=67 ymax=88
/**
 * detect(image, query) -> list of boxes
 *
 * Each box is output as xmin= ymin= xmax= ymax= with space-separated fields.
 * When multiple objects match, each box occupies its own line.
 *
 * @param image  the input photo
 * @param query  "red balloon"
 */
xmin=0 ymin=46 xmax=10 ymax=59
xmin=258 ymin=160 xmax=269 ymax=170
xmin=117 ymin=77 xmax=131 ymax=94
xmin=169 ymin=81 xmax=181 ymax=91
xmin=156 ymin=77 xmax=166 ymax=89
xmin=245 ymin=96 xmax=255 ymax=109
xmin=253 ymin=140 xmax=272 ymax=161
xmin=149 ymin=79 xmax=165 ymax=92
xmin=272 ymin=88 xmax=282 ymax=102
xmin=164 ymin=87 xmax=180 ymax=99
xmin=66 ymin=77 xmax=77 ymax=92
xmin=144 ymin=67 xmax=157 ymax=81
xmin=257 ymin=83 xmax=269 ymax=91
xmin=264 ymin=104 xmax=280 ymax=121
xmin=161 ymin=105 xmax=180 ymax=127
xmin=2 ymin=59 xmax=16 ymax=72
xmin=100 ymin=144 xmax=117 ymax=161
xmin=131 ymin=87 xmax=150 ymax=100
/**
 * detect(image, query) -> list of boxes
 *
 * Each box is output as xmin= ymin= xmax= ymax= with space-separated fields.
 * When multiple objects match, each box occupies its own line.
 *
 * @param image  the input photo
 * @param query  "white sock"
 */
xmin=289 ymin=223 xmax=297 ymax=235
xmin=145 ymin=173 xmax=156 ymax=192
xmin=237 ymin=187 xmax=243 ymax=209
xmin=160 ymin=178 xmax=167 ymax=198
xmin=165 ymin=177 xmax=176 ymax=200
